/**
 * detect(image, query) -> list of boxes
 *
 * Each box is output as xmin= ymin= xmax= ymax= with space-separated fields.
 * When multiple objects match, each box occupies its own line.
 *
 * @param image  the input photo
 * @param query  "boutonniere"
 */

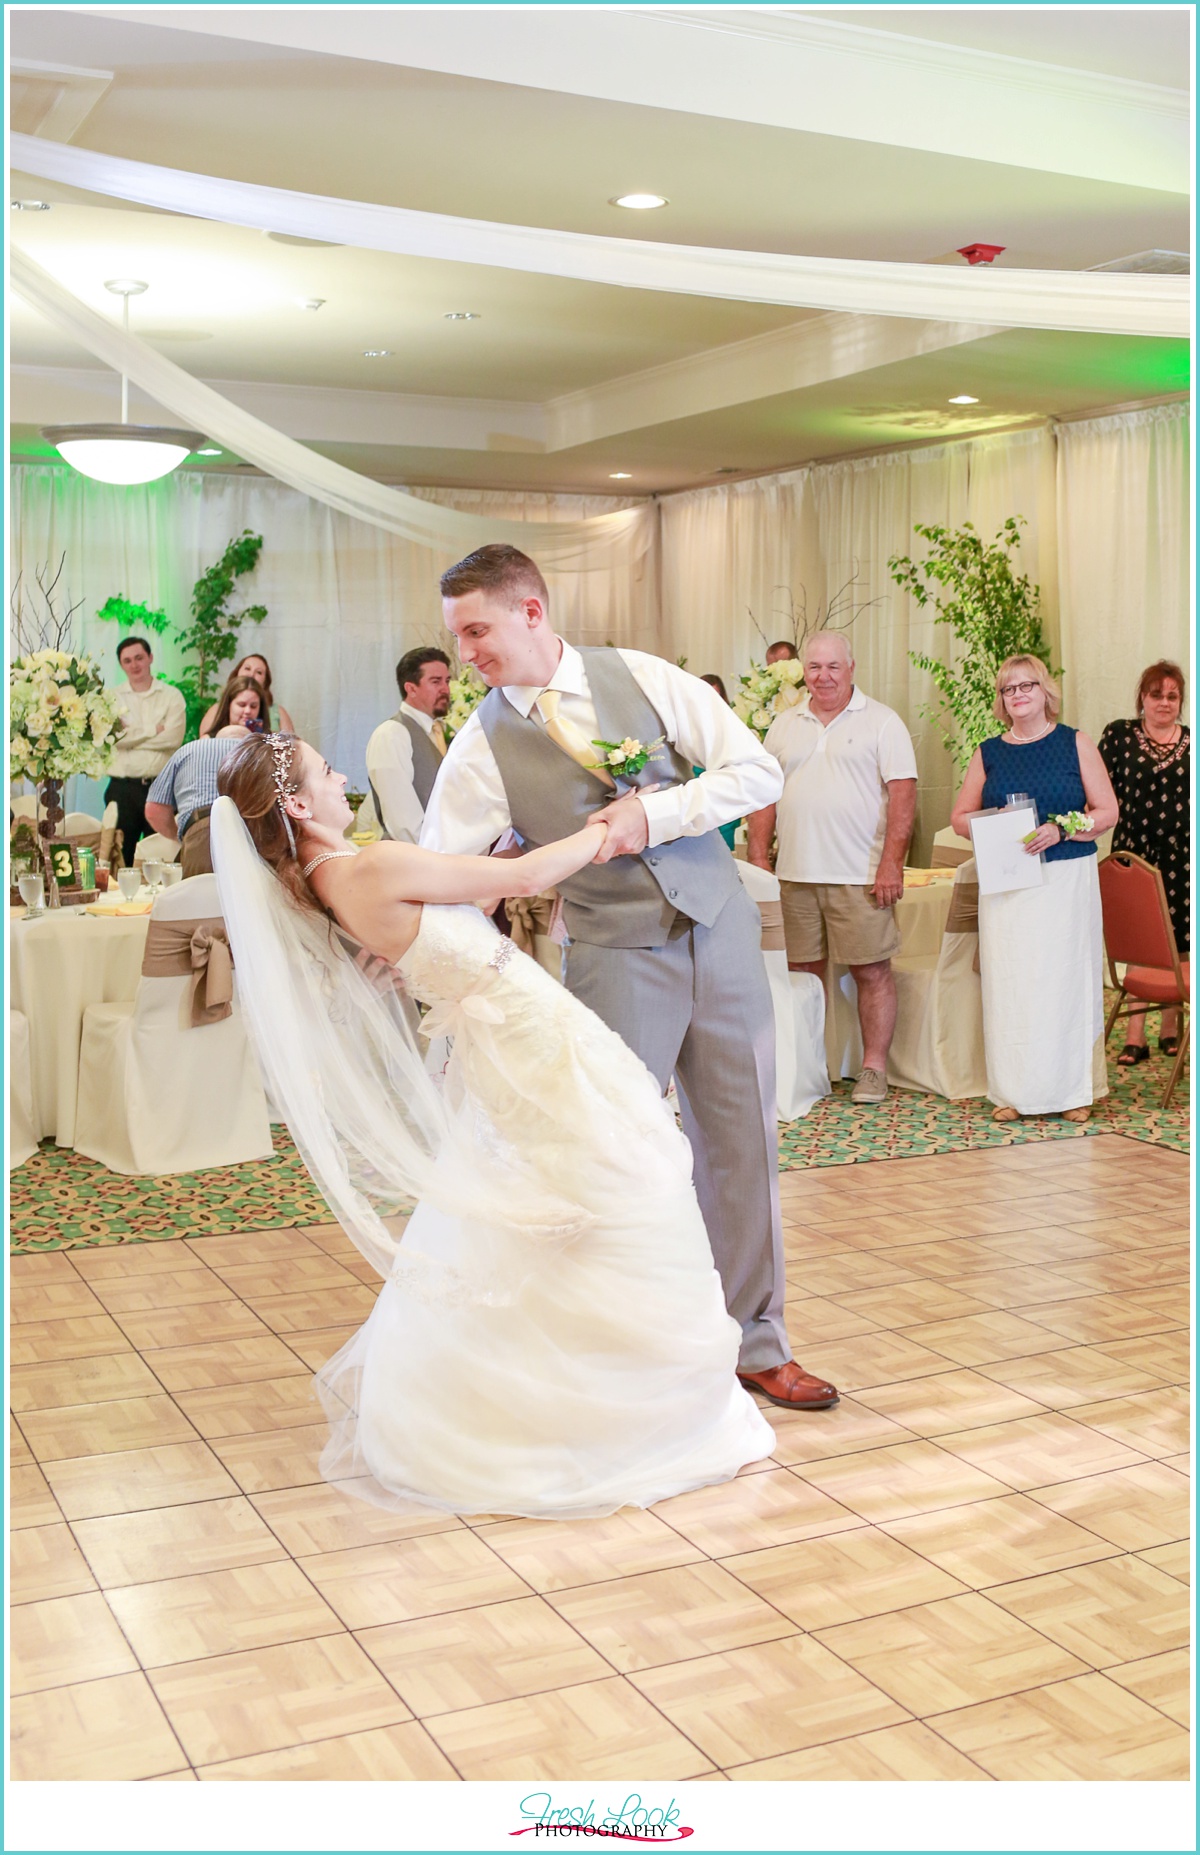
xmin=590 ymin=735 xmax=665 ymax=779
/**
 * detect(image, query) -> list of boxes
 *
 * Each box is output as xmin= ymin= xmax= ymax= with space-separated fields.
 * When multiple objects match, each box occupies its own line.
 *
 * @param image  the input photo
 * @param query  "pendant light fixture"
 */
xmin=42 ymin=279 xmax=205 ymax=485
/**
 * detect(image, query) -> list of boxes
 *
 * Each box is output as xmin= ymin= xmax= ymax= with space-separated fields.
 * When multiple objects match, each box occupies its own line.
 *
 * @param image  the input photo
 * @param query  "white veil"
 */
xmin=209 ymin=796 xmax=590 ymax=1296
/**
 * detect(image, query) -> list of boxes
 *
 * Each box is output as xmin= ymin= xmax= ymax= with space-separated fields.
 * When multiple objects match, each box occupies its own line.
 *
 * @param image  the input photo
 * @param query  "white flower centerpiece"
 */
xmin=734 ymin=658 xmax=806 ymax=741
xmin=445 ymin=664 xmax=487 ymax=739
xmin=10 ymin=647 xmax=123 ymax=894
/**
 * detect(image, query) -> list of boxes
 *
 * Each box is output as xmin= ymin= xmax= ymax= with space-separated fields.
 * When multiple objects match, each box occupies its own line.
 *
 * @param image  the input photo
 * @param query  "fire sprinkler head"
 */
xmin=957 ymin=244 xmax=1006 ymax=266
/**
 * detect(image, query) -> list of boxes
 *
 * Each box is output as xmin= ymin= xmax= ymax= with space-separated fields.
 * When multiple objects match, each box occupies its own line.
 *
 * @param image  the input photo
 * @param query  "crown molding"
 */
xmin=645 ymin=9 xmax=1189 ymax=119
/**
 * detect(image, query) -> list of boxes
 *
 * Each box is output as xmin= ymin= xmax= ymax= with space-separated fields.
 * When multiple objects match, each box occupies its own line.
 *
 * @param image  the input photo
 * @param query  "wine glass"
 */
xmin=142 ymin=860 xmax=164 ymax=896
xmin=17 ymin=874 xmax=44 ymax=919
xmin=116 ymin=867 xmax=142 ymax=903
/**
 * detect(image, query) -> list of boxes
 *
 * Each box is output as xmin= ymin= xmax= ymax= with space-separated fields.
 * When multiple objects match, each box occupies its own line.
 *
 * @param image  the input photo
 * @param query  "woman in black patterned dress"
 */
xmin=1099 ymin=660 xmax=1190 ymax=1062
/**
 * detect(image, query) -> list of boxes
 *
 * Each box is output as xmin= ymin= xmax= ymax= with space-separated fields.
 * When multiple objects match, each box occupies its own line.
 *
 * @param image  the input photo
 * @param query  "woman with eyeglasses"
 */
xmin=1099 ymin=660 xmax=1189 ymax=1066
xmin=951 ymin=655 xmax=1119 ymax=1125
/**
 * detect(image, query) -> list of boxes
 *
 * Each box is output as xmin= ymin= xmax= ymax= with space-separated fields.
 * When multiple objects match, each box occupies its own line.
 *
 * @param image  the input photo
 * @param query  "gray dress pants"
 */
xmin=564 ymin=885 xmax=788 ymax=1371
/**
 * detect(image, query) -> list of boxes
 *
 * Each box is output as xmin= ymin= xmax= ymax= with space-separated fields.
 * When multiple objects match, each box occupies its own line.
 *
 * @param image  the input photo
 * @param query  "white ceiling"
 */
xmin=9 ymin=5 xmax=1191 ymax=494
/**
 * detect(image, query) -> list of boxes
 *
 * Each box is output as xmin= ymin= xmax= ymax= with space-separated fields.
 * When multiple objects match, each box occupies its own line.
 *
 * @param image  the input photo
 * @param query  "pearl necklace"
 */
xmin=301 ymin=848 xmax=359 ymax=879
xmin=1005 ymin=718 xmax=1055 ymax=745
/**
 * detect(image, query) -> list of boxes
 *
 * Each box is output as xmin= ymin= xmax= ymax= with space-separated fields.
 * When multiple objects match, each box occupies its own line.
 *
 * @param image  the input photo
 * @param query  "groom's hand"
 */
xmin=590 ymin=793 xmax=650 ymax=861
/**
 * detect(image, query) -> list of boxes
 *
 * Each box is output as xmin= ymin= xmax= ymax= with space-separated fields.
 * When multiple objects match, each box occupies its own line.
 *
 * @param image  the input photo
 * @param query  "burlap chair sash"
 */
xmin=505 ymin=891 xmax=558 ymax=958
xmin=758 ymin=899 xmax=786 ymax=954
xmin=943 ymin=877 xmax=979 ymax=937
xmin=141 ymin=916 xmax=234 ymax=1026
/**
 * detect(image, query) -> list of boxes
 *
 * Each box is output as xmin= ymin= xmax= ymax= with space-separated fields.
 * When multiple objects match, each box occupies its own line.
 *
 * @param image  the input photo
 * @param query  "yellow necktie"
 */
xmin=429 ymin=721 xmax=447 ymax=758
xmin=536 ymin=689 xmax=615 ymax=788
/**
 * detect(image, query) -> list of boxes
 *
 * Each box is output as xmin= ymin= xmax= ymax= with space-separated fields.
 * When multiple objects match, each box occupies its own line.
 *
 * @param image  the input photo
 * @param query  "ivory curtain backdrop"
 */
xmin=9 ymin=468 xmax=658 ymax=799
xmin=659 ymin=411 xmax=1185 ymax=858
xmin=11 ymin=403 xmax=1188 ymax=845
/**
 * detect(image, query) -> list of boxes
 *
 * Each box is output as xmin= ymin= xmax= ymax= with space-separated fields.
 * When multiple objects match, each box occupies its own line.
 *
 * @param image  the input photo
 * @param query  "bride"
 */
xmin=211 ymin=733 xmax=774 ymax=1520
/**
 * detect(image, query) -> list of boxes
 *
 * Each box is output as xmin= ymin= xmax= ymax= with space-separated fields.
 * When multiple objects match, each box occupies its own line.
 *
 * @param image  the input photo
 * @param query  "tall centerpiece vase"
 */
xmin=37 ymin=778 xmax=65 ymax=908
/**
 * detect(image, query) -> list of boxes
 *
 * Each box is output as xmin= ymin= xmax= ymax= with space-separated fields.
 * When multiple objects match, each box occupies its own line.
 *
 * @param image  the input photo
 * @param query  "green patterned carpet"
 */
xmin=9 ymin=1047 xmax=1188 ymax=1255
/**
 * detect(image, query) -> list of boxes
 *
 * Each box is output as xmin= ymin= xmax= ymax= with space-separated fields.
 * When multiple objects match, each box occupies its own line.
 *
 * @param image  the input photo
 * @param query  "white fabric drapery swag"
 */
xmin=12 ymin=134 xmax=1188 ymax=339
xmin=9 ymin=468 xmax=661 ymax=798
xmin=11 ymin=250 xmax=654 ymax=569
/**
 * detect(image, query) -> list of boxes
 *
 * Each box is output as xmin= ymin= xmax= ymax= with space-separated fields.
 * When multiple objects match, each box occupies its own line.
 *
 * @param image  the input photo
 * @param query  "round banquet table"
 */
xmin=9 ymin=907 xmax=151 ymax=1147
xmin=824 ymin=869 xmax=987 ymax=1097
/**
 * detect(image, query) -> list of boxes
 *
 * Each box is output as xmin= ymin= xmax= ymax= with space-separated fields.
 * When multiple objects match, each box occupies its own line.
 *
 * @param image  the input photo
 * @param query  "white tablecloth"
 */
xmin=9 ymin=909 xmax=151 ymax=1146
xmin=825 ymin=870 xmax=988 ymax=1099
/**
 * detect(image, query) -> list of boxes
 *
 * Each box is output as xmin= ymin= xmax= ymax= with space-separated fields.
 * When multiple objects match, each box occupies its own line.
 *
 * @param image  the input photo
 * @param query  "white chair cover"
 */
xmin=74 ymin=872 xmax=273 ymax=1175
xmin=9 ymin=795 xmax=38 ymax=822
xmin=9 ymin=1010 xmax=38 ymax=1168
xmin=133 ymin=832 xmax=182 ymax=866
xmin=930 ymin=825 xmax=974 ymax=869
xmin=59 ymin=811 xmax=102 ymax=849
xmin=736 ymin=859 xmax=829 ymax=1121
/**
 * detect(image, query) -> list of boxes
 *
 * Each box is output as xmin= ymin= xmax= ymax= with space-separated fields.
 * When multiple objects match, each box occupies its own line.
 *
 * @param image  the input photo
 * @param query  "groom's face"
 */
xmin=443 ymin=589 xmax=548 ymax=688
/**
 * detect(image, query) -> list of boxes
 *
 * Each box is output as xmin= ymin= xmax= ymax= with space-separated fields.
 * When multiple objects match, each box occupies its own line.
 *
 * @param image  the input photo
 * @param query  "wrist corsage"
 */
xmin=1051 ymin=811 xmax=1094 ymax=838
xmin=591 ymin=735 xmax=664 ymax=779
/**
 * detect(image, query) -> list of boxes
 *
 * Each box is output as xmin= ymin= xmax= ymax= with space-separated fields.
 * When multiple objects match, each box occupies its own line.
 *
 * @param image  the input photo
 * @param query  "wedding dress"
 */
xmin=210 ymin=798 xmax=773 ymax=1520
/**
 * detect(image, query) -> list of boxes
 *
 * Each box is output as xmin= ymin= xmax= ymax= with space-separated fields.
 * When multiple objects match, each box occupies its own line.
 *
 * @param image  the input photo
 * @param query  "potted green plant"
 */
xmin=890 ymin=516 xmax=1058 ymax=772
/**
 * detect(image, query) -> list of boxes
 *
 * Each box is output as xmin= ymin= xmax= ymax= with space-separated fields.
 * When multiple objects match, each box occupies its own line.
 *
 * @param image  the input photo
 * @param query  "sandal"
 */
xmin=1062 ymin=1107 xmax=1091 ymax=1123
xmin=992 ymin=1106 xmax=1020 ymax=1123
xmin=1117 ymin=1044 xmax=1150 ymax=1066
xmin=1159 ymin=1036 xmax=1180 ymax=1056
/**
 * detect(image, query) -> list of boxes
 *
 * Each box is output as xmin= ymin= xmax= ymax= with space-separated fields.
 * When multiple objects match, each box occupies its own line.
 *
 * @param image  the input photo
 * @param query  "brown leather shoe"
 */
xmin=737 ymin=1361 xmax=840 ymax=1410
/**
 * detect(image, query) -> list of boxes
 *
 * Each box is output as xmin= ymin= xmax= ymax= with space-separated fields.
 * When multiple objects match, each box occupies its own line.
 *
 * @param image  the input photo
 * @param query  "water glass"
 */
xmin=142 ymin=860 xmax=164 ymax=894
xmin=160 ymin=862 xmax=183 ymax=887
xmin=18 ymin=874 xmax=44 ymax=919
xmin=116 ymin=867 xmax=143 ymax=903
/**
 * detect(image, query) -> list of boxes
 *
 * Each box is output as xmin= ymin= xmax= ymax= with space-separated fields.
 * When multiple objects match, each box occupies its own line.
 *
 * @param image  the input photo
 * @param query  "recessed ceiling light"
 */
xmin=197 ymin=448 xmax=222 ymax=457
xmin=362 ymin=349 xmax=392 ymax=358
xmin=609 ymin=472 xmax=633 ymax=480
xmin=611 ymin=193 xmax=668 ymax=210
xmin=948 ymin=394 xmax=980 ymax=405
xmin=444 ymin=311 xmax=480 ymax=321
xmin=10 ymin=199 xmax=50 ymax=212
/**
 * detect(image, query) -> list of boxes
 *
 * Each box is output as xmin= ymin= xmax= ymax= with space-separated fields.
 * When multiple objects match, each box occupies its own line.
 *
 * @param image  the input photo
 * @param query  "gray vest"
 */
xmin=369 ymin=710 xmax=442 ymax=838
xmin=478 ymin=647 xmax=741 ymax=948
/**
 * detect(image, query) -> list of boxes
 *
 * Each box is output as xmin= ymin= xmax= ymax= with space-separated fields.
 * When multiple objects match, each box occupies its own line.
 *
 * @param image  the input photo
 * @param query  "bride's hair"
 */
xmin=217 ymin=733 xmax=323 ymax=917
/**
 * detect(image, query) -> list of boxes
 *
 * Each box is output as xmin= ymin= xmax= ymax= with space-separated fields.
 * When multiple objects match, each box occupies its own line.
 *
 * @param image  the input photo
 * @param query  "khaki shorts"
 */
xmin=779 ymin=880 xmax=902 ymax=966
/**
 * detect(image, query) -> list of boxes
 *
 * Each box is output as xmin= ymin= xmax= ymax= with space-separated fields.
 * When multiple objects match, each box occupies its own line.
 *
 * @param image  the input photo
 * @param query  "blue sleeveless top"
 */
xmin=980 ymin=725 xmax=1094 ymax=862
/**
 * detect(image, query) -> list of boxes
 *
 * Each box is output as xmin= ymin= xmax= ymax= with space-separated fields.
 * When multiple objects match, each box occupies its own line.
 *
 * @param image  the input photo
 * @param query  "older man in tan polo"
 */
xmin=749 ymin=631 xmax=917 ymax=1105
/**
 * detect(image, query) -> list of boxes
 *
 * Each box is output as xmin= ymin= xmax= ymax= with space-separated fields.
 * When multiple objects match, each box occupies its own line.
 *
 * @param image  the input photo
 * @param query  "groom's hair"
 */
xmin=440 ymin=544 xmax=549 ymax=612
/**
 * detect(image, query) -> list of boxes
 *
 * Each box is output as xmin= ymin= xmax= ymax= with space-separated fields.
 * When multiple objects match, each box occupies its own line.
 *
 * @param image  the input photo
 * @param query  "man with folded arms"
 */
xmin=749 ymin=631 xmax=917 ymax=1106
xmin=107 ymin=636 xmax=186 ymax=866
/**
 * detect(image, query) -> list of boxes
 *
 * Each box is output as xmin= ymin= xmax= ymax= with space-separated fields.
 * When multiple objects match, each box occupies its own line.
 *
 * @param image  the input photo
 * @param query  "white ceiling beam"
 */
xmin=544 ymin=311 xmax=1000 ymax=450
xmin=86 ymin=6 xmax=1188 ymax=193
xmin=9 ymin=365 xmax=547 ymax=453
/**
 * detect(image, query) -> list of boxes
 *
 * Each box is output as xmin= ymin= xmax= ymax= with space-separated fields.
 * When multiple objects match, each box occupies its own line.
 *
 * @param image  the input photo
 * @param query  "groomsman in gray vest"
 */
xmin=365 ymin=647 xmax=452 ymax=842
xmin=422 ymin=544 xmax=838 ymax=1411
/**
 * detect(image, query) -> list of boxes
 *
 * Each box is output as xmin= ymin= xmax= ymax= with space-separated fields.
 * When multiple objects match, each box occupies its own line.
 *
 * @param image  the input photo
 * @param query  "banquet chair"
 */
xmin=1098 ymin=851 xmax=1190 ymax=1110
xmin=930 ymin=824 xmax=974 ymax=869
xmin=74 ymin=872 xmax=273 ymax=1174
xmin=736 ymin=859 xmax=829 ymax=1120
xmin=59 ymin=811 xmax=103 ymax=850
xmin=9 ymin=1010 xmax=38 ymax=1168
xmin=133 ymin=832 xmax=181 ymax=866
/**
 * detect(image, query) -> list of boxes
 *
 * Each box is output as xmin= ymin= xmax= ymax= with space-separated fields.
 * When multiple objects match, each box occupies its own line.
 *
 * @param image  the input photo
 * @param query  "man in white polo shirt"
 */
xmin=749 ymin=630 xmax=917 ymax=1105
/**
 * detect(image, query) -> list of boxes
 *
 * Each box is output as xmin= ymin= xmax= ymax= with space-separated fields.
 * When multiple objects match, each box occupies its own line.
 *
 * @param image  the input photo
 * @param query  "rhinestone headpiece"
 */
xmin=267 ymin=733 xmax=300 ymax=852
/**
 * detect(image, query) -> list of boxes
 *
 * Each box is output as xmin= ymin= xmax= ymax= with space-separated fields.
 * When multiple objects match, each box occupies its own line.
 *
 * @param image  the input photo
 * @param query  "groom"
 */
xmin=421 ymin=543 xmax=838 ymax=1411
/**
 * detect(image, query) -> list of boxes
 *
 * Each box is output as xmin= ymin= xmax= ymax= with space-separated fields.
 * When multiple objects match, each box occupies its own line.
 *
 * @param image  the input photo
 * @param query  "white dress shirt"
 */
xmin=110 ymin=678 xmax=187 ymax=780
xmin=765 ymin=688 xmax=918 ymax=885
xmin=421 ymin=641 xmax=782 ymax=854
xmin=365 ymin=701 xmax=439 ymax=844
